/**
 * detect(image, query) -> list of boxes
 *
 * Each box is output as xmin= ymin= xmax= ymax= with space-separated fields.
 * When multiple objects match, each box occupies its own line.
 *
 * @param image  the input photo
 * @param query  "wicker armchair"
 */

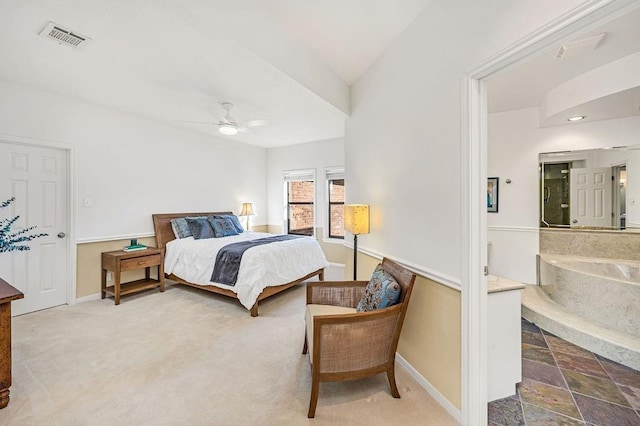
xmin=302 ymin=257 xmax=416 ymax=418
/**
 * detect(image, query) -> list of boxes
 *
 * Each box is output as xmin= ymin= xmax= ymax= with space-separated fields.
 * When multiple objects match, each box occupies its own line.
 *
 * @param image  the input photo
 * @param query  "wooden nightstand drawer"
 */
xmin=120 ymin=253 xmax=162 ymax=271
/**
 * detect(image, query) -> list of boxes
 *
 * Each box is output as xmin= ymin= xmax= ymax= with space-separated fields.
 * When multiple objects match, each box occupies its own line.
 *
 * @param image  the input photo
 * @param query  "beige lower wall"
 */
xmin=251 ymin=224 xmax=268 ymax=233
xmin=266 ymin=225 xmax=348 ymax=265
xmin=355 ymin=252 xmax=462 ymax=410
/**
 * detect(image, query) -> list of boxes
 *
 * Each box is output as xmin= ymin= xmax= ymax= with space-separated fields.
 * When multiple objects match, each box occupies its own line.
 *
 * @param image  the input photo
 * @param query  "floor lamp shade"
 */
xmin=344 ymin=204 xmax=370 ymax=280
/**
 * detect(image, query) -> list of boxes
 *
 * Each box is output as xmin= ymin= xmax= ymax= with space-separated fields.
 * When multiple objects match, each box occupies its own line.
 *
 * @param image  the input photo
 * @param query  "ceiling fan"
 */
xmin=185 ymin=102 xmax=270 ymax=136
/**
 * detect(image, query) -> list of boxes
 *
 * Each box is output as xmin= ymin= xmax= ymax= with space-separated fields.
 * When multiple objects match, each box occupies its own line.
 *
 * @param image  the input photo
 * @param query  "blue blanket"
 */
xmin=210 ymin=235 xmax=302 ymax=286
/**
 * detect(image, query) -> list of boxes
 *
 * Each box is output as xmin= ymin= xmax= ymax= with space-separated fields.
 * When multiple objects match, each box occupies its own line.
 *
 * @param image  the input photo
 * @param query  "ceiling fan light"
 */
xmin=219 ymin=123 xmax=238 ymax=135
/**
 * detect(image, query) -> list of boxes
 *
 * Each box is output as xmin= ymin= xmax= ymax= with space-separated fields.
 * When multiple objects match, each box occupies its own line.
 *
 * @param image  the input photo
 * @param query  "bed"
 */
xmin=152 ymin=212 xmax=327 ymax=316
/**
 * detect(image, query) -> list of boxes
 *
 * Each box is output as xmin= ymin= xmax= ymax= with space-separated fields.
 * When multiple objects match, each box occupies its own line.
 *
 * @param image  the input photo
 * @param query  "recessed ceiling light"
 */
xmin=568 ymin=116 xmax=585 ymax=122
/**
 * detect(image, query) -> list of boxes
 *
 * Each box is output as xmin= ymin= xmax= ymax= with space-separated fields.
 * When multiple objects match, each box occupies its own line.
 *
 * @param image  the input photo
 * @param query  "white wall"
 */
xmin=0 ymin=80 xmax=267 ymax=240
xmin=266 ymin=138 xmax=344 ymax=233
xmin=488 ymin=107 xmax=640 ymax=282
xmin=347 ymin=0 xmax=585 ymax=283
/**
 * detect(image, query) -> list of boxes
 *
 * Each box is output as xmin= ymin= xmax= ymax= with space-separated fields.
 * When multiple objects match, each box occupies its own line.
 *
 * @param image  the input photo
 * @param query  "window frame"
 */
xmin=325 ymin=167 xmax=345 ymax=240
xmin=283 ymin=169 xmax=316 ymax=237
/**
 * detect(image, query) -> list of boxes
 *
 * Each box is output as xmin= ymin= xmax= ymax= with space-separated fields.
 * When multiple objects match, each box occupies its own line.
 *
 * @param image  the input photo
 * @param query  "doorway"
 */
xmin=0 ymin=140 xmax=71 ymax=315
xmin=463 ymin=1 xmax=640 ymax=423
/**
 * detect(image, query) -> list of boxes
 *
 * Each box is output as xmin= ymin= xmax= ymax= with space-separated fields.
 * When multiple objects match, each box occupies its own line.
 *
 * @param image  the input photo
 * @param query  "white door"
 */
xmin=570 ymin=167 xmax=613 ymax=228
xmin=0 ymin=141 xmax=69 ymax=315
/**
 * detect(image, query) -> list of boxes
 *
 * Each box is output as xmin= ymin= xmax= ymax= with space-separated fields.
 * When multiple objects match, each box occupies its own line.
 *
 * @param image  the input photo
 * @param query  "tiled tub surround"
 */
xmin=538 ymin=254 xmax=640 ymax=336
xmin=523 ymin=254 xmax=640 ymax=370
xmin=540 ymin=228 xmax=640 ymax=261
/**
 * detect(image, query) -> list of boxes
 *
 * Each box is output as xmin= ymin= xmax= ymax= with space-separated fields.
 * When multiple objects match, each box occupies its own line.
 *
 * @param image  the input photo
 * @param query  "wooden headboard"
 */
xmin=152 ymin=212 xmax=233 ymax=248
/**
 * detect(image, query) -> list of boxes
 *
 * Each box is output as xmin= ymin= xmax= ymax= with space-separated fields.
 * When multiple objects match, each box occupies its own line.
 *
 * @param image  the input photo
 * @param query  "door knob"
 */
xmin=572 ymin=220 xmax=577 ymax=224
xmin=57 ymin=232 xmax=66 ymax=238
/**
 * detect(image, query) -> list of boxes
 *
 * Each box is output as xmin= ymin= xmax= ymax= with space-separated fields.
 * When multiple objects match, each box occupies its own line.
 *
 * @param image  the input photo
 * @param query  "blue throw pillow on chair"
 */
xmin=356 ymin=263 xmax=401 ymax=312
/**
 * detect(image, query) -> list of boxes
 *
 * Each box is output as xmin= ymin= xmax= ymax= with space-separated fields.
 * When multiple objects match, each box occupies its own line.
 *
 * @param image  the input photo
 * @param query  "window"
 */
xmin=326 ymin=168 xmax=345 ymax=239
xmin=284 ymin=170 xmax=315 ymax=236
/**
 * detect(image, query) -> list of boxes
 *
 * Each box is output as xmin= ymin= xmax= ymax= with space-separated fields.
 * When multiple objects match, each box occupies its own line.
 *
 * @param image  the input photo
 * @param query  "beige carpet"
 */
xmin=2 ymin=269 xmax=457 ymax=425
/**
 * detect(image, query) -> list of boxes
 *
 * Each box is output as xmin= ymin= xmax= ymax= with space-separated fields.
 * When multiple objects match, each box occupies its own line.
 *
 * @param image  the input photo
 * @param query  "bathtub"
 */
xmin=538 ymin=254 xmax=640 ymax=337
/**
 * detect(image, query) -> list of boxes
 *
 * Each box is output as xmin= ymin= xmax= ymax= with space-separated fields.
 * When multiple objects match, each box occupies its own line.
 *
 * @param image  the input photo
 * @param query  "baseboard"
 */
xmin=396 ymin=353 xmax=462 ymax=423
xmin=327 ymin=262 xmax=345 ymax=268
xmin=76 ymin=293 xmax=102 ymax=303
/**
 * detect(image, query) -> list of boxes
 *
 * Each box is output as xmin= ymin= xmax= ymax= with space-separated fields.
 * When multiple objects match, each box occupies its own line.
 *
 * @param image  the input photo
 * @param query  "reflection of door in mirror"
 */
xmin=540 ymin=163 xmax=570 ymax=227
xmin=570 ymin=167 xmax=613 ymax=227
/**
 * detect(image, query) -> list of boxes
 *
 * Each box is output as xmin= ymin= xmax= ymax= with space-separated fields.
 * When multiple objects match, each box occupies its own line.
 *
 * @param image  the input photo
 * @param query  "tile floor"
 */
xmin=488 ymin=319 xmax=640 ymax=425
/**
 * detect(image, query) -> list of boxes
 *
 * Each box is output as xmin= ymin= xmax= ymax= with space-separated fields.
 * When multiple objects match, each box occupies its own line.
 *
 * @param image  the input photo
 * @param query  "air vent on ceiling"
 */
xmin=38 ymin=22 xmax=89 ymax=49
xmin=555 ymin=33 xmax=606 ymax=59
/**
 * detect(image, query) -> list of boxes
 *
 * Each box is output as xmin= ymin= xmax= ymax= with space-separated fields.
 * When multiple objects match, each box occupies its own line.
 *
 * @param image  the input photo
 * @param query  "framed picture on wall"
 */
xmin=487 ymin=177 xmax=499 ymax=213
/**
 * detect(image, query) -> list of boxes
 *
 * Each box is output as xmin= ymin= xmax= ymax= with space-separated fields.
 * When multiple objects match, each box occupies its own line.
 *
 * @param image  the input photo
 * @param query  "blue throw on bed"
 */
xmin=210 ymin=235 xmax=302 ymax=286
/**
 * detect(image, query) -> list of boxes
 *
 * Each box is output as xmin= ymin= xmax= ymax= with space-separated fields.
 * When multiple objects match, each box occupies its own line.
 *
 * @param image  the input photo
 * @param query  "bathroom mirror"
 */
xmin=539 ymin=145 xmax=640 ymax=230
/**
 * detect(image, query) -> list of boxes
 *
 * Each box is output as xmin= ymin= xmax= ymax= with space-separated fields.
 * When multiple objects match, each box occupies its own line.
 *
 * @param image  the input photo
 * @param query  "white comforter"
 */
xmin=164 ymin=232 xmax=329 ymax=309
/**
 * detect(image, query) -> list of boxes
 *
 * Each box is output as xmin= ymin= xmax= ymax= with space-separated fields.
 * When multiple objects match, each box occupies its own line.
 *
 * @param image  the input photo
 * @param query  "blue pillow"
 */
xmin=208 ymin=217 xmax=239 ymax=238
xmin=211 ymin=214 xmax=244 ymax=233
xmin=185 ymin=217 xmax=215 ymax=240
xmin=356 ymin=263 xmax=401 ymax=312
xmin=171 ymin=218 xmax=193 ymax=239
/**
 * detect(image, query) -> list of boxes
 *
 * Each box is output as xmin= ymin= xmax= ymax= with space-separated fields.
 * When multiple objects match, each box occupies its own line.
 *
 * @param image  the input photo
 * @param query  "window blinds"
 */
xmin=325 ymin=167 xmax=344 ymax=181
xmin=283 ymin=169 xmax=315 ymax=182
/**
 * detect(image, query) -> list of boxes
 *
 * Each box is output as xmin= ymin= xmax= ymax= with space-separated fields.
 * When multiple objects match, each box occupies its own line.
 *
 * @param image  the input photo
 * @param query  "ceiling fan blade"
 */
xmin=241 ymin=119 xmax=270 ymax=127
xmin=178 ymin=120 xmax=218 ymax=126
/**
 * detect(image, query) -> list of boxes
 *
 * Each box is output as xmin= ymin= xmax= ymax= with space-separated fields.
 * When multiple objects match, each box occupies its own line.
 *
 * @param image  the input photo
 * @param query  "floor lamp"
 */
xmin=344 ymin=204 xmax=370 ymax=280
xmin=239 ymin=202 xmax=255 ymax=231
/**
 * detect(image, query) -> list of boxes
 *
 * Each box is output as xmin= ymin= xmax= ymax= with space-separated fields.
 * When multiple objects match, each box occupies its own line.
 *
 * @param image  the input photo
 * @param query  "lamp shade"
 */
xmin=239 ymin=202 xmax=255 ymax=216
xmin=344 ymin=204 xmax=370 ymax=235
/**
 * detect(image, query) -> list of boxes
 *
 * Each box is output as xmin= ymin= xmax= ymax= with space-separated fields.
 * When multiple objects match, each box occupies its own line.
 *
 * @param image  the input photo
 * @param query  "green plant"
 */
xmin=0 ymin=197 xmax=48 ymax=253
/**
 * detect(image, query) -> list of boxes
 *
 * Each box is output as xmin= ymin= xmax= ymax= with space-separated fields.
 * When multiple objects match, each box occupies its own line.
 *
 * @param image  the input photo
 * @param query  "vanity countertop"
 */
xmin=487 ymin=275 xmax=526 ymax=294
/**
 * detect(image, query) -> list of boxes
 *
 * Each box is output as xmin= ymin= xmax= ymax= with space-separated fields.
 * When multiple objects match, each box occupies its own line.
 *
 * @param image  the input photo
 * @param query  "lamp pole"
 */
xmin=353 ymin=233 xmax=358 ymax=280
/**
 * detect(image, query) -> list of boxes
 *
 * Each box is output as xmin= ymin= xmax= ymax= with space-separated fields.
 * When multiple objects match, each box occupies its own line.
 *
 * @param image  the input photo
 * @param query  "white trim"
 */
xmin=461 ymin=74 xmax=488 ymax=426
xmin=462 ymin=1 xmax=640 ymax=424
xmin=0 ymin=134 xmax=77 ymax=308
xmin=396 ymin=353 xmax=461 ymax=423
xmin=76 ymin=232 xmax=155 ymax=244
xmin=327 ymin=262 xmax=345 ymax=268
xmin=345 ymin=243 xmax=462 ymax=291
xmin=487 ymin=226 xmax=538 ymax=233
xmin=76 ymin=292 xmax=102 ymax=303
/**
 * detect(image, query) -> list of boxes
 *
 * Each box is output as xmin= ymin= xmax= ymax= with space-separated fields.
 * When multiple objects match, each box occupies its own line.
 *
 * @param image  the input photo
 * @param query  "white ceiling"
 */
xmin=488 ymin=7 xmax=640 ymax=121
xmin=0 ymin=0 xmax=433 ymax=148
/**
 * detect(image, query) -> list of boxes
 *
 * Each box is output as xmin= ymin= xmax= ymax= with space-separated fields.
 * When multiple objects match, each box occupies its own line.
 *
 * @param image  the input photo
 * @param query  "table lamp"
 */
xmin=239 ymin=202 xmax=255 ymax=231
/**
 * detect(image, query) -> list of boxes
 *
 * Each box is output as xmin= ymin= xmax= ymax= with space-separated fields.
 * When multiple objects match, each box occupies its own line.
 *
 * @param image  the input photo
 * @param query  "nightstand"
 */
xmin=101 ymin=247 xmax=165 ymax=305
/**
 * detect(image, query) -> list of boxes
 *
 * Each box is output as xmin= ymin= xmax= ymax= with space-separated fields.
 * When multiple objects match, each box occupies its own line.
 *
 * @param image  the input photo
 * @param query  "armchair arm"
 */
xmin=313 ymin=305 xmax=402 ymax=376
xmin=306 ymin=280 xmax=368 ymax=308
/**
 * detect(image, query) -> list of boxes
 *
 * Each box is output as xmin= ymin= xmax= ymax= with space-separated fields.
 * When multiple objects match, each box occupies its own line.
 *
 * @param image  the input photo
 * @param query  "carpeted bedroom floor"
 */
xmin=2 ymin=267 xmax=456 ymax=425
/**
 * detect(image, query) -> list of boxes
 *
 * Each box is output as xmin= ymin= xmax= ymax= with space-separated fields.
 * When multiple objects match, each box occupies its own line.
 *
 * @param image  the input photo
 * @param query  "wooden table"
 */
xmin=0 ymin=277 xmax=24 ymax=409
xmin=101 ymin=247 xmax=165 ymax=305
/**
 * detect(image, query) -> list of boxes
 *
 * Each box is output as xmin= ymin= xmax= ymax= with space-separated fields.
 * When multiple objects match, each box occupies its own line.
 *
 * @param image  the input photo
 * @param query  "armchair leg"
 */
xmin=387 ymin=366 xmax=401 ymax=398
xmin=308 ymin=376 xmax=320 ymax=418
xmin=302 ymin=331 xmax=308 ymax=354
